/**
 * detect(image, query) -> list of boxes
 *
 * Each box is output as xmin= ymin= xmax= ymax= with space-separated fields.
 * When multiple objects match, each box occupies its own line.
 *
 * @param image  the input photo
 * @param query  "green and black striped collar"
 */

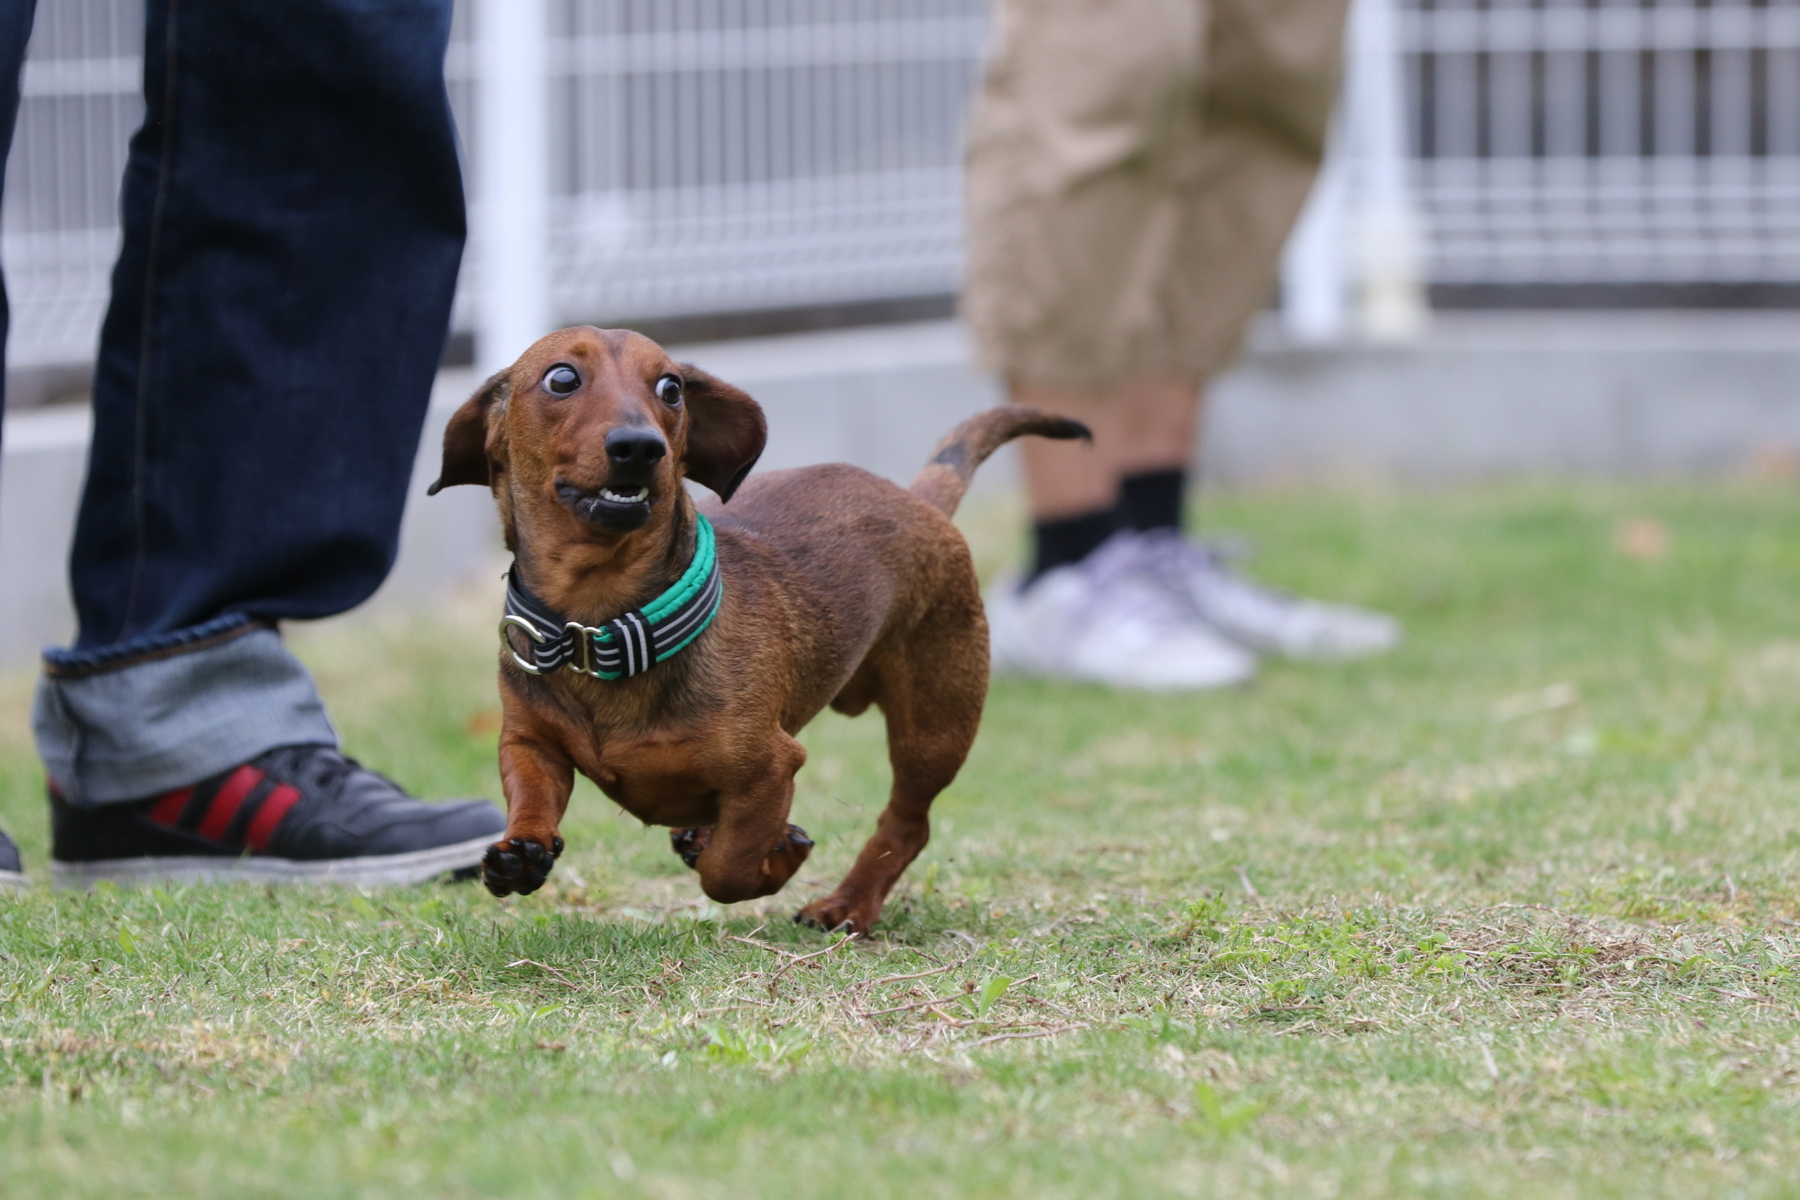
xmin=499 ymin=514 xmax=722 ymax=680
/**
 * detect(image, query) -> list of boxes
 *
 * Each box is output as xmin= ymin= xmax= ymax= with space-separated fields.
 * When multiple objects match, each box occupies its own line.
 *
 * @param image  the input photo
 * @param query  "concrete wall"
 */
xmin=676 ymin=311 xmax=1800 ymax=487
xmin=1203 ymin=312 xmax=1800 ymax=484
xmin=669 ymin=320 xmax=1010 ymax=485
xmin=4 ymin=311 xmax=1799 ymax=665
xmin=0 ymin=374 xmax=503 ymax=666
xmin=0 ymin=405 xmax=91 ymax=666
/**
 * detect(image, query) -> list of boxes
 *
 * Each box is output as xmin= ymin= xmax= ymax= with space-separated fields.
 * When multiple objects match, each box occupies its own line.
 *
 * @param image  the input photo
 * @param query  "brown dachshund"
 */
xmin=430 ymin=326 xmax=1086 ymax=934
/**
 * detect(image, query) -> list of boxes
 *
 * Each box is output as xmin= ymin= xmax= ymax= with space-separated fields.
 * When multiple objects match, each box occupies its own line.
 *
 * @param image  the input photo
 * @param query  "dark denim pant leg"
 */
xmin=31 ymin=0 xmax=465 ymax=806
xmin=0 ymin=0 xmax=38 ymax=416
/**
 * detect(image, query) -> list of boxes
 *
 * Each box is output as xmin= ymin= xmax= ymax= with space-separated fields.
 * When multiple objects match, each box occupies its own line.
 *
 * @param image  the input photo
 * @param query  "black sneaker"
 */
xmin=50 ymin=744 xmax=504 ymax=888
xmin=0 ymin=827 xmax=23 ymax=889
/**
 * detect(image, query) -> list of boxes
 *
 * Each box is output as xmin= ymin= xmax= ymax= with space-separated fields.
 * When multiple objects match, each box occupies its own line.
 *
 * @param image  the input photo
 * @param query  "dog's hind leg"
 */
xmin=671 ymin=821 xmax=812 ymax=872
xmin=795 ymin=622 xmax=986 ymax=935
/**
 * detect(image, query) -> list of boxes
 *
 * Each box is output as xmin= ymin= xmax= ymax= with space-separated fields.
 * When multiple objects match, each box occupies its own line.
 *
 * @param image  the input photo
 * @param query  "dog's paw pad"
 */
xmin=483 ymin=836 xmax=557 ymax=897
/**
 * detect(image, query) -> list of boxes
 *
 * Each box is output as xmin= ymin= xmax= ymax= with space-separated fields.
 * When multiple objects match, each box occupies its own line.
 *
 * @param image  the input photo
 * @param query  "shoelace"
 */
xmin=1077 ymin=538 xmax=1204 ymax=635
xmin=257 ymin=746 xmax=369 ymax=802
xmin=1131 ymin=530 xmax=1296 ymax=607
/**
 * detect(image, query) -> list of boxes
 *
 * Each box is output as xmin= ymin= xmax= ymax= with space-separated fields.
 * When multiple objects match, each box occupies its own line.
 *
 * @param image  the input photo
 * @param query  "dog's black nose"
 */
xmin=605 ymin=428 xmax=667 ymax=467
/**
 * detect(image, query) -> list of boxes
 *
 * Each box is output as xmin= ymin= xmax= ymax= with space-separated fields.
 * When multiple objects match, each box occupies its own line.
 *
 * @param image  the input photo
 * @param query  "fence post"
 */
xmin=1281 ymin=127 xmax=1350 ymax=344
xmin=1344 ymin=0 xmax=1427 ymax=341
xmin=473 ymin=0 xmax=553 ymax=373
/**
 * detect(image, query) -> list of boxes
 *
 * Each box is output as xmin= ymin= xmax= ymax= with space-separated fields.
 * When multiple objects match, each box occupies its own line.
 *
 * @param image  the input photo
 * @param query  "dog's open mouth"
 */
xmin=558 ymin=480 xmax=654 ymax=530
xmin=587 ymin=485 xmax=652 ymax=529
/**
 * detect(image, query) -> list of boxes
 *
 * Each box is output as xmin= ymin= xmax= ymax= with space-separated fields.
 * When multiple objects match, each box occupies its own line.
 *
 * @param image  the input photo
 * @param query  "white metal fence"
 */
xmin=4 ymin=0 xmax=1800 ymax=374
xmin=452 ymin=0 xmax=988 ymax=365
xmin=1404 ymin=0 xmax=1800 ymax=285
xmin=2 ymin=0 xmax=140 ymax=369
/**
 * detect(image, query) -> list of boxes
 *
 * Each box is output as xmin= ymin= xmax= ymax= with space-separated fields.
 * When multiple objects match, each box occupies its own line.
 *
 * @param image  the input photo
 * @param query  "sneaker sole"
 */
xmin=1201 ymin=611 xmax=1403 ymax=662
xmin=1082 ymin=665 xmax=1256 ymax=691
xmin=992 ymin=663 xmax=1255 ymax=690
xmin=0 ymin=869 xmax=25 ymax=890
xmin=50 ymin=834 xmax=495 ymax=890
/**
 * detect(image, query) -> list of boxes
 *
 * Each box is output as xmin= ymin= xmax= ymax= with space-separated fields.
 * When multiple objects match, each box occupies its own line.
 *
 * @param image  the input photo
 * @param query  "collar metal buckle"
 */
xmin=498 ymin=614 xmax=551 ymax=675
xmin=567 ymin=622 xmax=600 ymax=677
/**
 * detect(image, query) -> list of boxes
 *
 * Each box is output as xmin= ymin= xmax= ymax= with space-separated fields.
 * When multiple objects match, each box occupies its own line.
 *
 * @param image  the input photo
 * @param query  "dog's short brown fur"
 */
xmin=432 ymin=326 xmax=1085 ymax=934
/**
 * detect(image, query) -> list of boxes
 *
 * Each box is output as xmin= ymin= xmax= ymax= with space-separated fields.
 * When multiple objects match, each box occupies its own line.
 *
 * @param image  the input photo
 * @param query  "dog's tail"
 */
xmin=909 ymin=405 xmax=1091 ymax=517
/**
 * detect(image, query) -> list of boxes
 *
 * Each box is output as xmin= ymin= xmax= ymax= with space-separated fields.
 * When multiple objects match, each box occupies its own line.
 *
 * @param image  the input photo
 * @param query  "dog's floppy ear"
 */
xmin=428 ymin=370 xmax=512 ymax=494
xmin=678 ymin=364 xmax=766 ymax=503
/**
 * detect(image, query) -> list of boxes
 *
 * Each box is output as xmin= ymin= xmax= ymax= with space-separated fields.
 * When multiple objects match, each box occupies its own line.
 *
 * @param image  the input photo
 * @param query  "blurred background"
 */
xmin=3 ymin=0 xmax=1799 ymax=660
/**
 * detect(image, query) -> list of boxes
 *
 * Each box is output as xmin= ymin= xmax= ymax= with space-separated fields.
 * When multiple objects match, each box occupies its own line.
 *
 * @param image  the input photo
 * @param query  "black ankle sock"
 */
xmin=1028 ymin=508 xmax=1121 ymax=582
xmin=1118 ymin=468 xmax=1187 ymax=532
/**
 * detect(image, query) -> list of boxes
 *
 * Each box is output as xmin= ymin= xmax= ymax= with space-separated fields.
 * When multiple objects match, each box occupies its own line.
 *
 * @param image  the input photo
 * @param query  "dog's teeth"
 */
xmin=601 ymin=487 xmax=648 ymax=503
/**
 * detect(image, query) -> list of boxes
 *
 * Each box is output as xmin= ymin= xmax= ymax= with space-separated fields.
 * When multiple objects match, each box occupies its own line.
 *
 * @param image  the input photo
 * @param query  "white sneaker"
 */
xmin=987 ymin=534 xmax=1257 ymax=691
xmin=1129 ymin=529 xmax=1401 ymax=661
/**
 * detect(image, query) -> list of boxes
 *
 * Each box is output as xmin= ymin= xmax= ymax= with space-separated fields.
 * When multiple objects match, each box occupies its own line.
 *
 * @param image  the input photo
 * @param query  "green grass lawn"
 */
xmin=4 ymin=481 xmax=1800 ymax=1198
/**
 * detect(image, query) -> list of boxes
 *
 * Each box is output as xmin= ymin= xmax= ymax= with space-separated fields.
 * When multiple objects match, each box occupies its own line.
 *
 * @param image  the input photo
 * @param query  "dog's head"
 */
xmin=429 ymin=327 xmax=766 ymax=548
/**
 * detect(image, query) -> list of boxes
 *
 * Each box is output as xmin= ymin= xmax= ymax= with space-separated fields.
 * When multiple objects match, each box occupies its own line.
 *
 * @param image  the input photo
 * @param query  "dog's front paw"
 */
xmin=483 ymin=835 xmax=562 ymax=896
xmin=670 ymin=826 xmax=713 ymax=869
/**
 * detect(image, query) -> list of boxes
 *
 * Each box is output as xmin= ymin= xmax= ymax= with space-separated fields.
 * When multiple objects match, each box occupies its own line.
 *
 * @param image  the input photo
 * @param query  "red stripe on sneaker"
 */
xmin=197 ymin=766 xmax=264 ymax=841
xmin=147 ymin=788 xmax=194 ymax=827
xmin=244 ymin=784 xmax=302 ymax=854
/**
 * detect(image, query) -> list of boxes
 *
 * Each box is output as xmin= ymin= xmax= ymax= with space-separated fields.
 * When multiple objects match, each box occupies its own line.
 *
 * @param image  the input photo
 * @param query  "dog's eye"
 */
xmin=655 ymin=374 xmax=683 ymax=406
xmin=542 ymin=365 xmax=580 ymax=396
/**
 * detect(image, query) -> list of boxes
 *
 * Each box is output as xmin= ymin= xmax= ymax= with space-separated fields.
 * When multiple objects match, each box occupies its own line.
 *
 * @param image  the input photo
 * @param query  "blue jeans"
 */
xmin=1 ymin=0 xmax=465 ymax=804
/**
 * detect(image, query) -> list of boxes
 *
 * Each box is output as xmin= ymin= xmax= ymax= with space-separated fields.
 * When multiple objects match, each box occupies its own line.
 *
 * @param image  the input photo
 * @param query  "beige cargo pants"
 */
xmin=963 ymin=0 xmax=1350 ymax=390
